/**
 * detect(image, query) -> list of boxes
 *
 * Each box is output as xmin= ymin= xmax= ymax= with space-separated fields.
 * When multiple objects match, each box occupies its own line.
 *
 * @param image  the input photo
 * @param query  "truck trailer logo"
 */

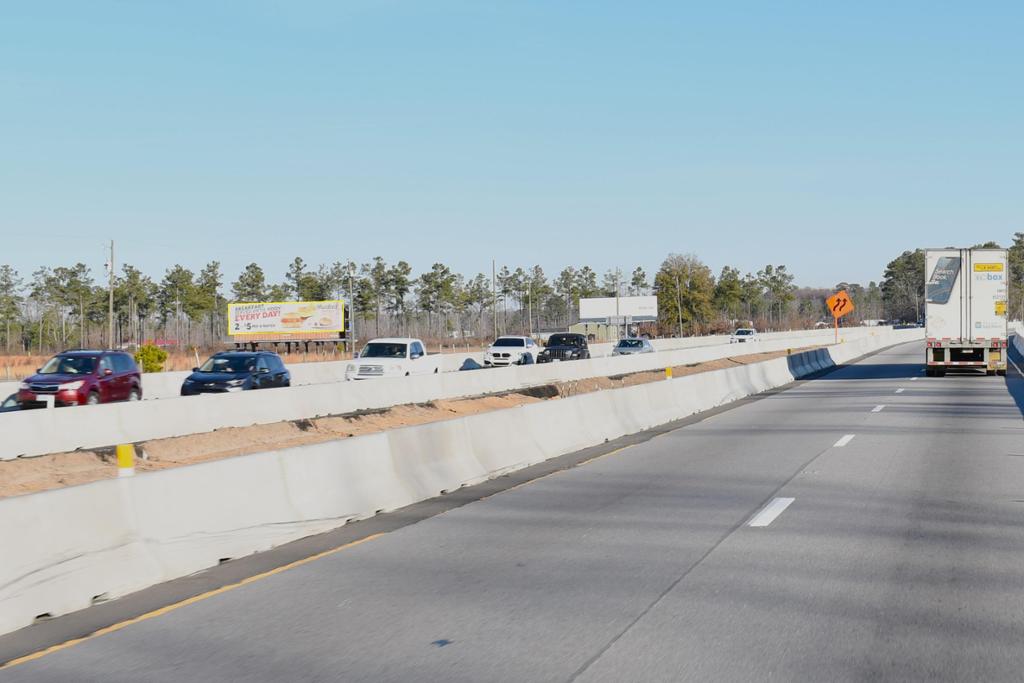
xmin=926 ymin=256 xmax=961 ymax=305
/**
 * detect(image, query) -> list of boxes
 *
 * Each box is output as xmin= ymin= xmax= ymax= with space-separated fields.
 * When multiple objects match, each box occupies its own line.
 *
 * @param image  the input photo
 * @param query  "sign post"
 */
xmin=826 ymin=290 xmax=855 ymax=343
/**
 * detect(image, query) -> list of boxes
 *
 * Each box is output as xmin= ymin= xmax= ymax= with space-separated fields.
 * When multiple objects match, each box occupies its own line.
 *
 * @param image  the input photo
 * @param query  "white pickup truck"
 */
xmin=345 ymin=338 xmax=443 ymax=380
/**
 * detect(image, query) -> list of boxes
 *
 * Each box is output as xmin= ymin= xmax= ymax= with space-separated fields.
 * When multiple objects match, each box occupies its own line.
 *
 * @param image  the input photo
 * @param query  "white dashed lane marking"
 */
xmin=748 ymin=497 xmax=795 ymax=528
xmin=833 ymin=434 xmax=856 ymax=448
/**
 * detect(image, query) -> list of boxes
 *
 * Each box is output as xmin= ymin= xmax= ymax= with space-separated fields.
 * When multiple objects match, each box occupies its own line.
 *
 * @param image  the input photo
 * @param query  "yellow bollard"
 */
xmin=665 ymin=366 xmax=673 ymax=380
xmin=116 ymin=444 xmax=135 ymax=478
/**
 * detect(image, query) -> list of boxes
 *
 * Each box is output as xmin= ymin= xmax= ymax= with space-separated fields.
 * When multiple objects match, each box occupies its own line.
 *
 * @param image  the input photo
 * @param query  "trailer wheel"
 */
xmin=997 ymin=369 xmax=1007 ymax=377
xmin=937 ymin=368 xmax=947 ymax=377
xmin=986 ymin=369 xmax=996 ymax=376
xmin=925 ymin=367 xmax=935 ymax=377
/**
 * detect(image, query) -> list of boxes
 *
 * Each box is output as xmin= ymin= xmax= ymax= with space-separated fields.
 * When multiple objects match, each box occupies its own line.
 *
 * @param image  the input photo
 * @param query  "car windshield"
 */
xmin=493 ymin=338 xmax=526 ymax=347
xmin=617 ymin=339 xmax=643 ymax=348
xmin=734 ymin=329 xmax=753 ymax=336
xmin=199 ymin=356 xmax=256 ymax=373
xmin=39 ymin=355 xmax=96 ymax=375
xmin=361 ymin=343 xmax=407 ymax=359
xmin=548 ymin=334 xmax=583 ymax=347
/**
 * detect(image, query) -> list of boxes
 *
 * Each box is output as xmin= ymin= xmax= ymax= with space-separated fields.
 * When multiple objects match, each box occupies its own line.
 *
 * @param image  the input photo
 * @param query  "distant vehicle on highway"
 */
xmin=537 ymin=333 xmax=591 ymax=363
xmin=181 ymin=351 xmax=291 ymax=395
xmin=17 ymin=350 xmax=142 ymax=408
xmin=484 ymin=336 xmax=540 ymax=366
xmin=729 ymin=328 xmax=758 ymax=344
xmin=612 ymin=337 xmax=655 ymax=355
xmin=0 ymin=393 xmax=19 ymax=413
xmin=346 ymin=337 xmax=442 ymax=379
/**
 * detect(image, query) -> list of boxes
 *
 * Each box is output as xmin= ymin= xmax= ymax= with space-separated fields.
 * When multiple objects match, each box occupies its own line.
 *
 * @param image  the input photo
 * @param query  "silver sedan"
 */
xmin=611 ymin=337 xmax=655 ymax=355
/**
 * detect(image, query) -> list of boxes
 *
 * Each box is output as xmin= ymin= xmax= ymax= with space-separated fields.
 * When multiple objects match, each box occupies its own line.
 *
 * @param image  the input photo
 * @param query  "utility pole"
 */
xmin=107 ymin=240 xmax=114 ymax=348
xmin=348 ymin=262 xmax=357 ymax=358
xmin=615 ymin=268 xmax=621 ymax=339
xmin=675 ymin=274 xmax=684 ymax=338
xmin=527 ymin=286 xmax=533 ymax=337
xmin=491 ymin=260 xmax=497 ymax=341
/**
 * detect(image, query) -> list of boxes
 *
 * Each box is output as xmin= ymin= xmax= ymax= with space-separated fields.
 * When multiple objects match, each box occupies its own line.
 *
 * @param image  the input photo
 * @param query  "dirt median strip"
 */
xmin=0 ymin=345 xmax=818 ymax=499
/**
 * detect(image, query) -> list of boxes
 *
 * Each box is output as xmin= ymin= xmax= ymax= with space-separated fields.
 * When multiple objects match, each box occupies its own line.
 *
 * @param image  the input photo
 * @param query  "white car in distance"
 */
xmin=484 ymin=336 xmax=540 ymax=367
xmin=345 ymin=338 xmax=441 ymax=380
xmin=729 ymin=328 xmax=758 ymax=343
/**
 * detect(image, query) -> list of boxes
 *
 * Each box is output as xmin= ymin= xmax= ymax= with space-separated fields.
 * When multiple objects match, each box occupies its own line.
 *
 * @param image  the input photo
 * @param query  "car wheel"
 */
xmin=86 ymin=392 xmax=100 ymax=406
xmin=128 ymin=388 xmax=140 ymax=402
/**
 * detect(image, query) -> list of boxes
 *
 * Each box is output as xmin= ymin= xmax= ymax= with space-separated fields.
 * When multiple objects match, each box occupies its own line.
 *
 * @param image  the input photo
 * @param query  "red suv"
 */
xmin=17 ymin=350 xmax=143 ymax=408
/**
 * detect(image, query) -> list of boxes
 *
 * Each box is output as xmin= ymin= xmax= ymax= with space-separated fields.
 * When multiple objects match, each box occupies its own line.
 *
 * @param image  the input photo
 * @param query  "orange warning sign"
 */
xmin=827 ymin=290 xmax=854 ymax=319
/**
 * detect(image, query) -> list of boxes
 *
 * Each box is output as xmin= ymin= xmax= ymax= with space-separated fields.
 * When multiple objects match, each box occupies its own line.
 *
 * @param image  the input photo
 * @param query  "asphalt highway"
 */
xmin=6 ymin=340 xmax=1024 ymax=682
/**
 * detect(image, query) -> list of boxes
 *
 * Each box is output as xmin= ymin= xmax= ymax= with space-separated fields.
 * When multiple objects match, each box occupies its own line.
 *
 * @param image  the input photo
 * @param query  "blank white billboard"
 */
xmin=579 ymin=296 xmax=658 ymax=320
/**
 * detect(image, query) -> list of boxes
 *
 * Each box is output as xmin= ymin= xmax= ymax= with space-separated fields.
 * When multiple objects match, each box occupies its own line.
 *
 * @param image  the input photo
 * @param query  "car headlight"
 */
xmin=18 ymin=382 xmax=29 ymax=390
xmin=347 ymin=364 xmax=356 ymax=372
xmin=58 ymin=380 xmax=84 ymax=390
xmin=226 ymin=378 xmax=246 ymax=386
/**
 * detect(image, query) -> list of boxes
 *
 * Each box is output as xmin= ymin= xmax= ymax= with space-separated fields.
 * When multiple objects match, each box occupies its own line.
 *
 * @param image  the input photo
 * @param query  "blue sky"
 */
xmin=2 ymin=1 xmax=1021 ymax=289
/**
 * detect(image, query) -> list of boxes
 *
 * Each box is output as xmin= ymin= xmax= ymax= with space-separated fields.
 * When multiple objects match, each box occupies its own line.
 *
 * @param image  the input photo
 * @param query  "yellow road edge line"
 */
xmin=1 ymin=532 xmax=385 ymax=670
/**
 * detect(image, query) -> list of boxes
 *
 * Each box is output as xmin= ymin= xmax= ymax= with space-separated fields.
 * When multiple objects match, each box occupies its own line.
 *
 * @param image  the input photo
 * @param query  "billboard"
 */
xmin=227 ymin=300 xmax=345 ymax=337
xmin=578 ymin=296 xmax=658 ymax=321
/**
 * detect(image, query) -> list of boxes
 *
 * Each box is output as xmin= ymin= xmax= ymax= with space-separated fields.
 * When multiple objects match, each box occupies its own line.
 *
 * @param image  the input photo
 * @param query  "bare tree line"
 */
xmin=0 ymin=251 xmax=907 ymax=355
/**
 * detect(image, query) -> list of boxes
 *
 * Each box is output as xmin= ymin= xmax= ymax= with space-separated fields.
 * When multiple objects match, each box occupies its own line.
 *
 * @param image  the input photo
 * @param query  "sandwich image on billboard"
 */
xmin=228 ymin=301 xmax=345 ymax=336
xmin=925 ymin=256 xmax=961 ymax=305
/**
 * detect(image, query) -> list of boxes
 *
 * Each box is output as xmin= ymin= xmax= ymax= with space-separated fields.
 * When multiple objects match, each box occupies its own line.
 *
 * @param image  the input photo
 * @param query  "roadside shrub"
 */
xmin=134 ymin=345 xmax=168 ymax=373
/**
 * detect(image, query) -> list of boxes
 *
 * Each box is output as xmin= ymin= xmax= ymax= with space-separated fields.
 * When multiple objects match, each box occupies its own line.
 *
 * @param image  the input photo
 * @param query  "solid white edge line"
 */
xmin=895 ymin=388 xmax=905 ymax=393
xmin=871 ymin=405 xmax=885 ymax=413
xmin=748 ymin=497 xmax=795 ymax=528
xmin=833 ymin=434 xmax=856 ymax=447
xmin=910 ymin=377 xmax=918 ymax=381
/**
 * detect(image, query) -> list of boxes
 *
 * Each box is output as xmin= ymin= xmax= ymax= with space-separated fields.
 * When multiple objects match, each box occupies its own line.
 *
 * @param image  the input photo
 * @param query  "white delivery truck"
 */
xmin=924 ymin=247 xmax=1008 ymax=376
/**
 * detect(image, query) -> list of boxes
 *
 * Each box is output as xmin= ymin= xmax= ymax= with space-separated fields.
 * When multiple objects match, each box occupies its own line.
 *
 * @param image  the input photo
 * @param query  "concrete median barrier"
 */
xmin=0 ymin=328 xmax=921 ymax=460
xmin=0 ymin=328 xmax=922 ymax=636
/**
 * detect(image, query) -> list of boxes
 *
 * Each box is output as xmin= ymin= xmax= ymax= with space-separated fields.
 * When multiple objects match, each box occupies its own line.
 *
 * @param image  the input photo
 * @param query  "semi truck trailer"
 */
xmin=924 ymin=247 xmax=1008 ymax=376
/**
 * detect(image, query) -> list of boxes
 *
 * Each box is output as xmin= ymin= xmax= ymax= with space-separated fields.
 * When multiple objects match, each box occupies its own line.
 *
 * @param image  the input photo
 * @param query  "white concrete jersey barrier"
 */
xmin=0 ymin=328 xmax=922 ymax=636
xmin=0 ymin=328 xmax=915 ymax=460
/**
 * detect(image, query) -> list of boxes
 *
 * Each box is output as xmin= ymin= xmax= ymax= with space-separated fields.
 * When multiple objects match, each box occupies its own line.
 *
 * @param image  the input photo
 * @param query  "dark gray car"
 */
xmin=181 ymin=351 xmax=291 ymax=395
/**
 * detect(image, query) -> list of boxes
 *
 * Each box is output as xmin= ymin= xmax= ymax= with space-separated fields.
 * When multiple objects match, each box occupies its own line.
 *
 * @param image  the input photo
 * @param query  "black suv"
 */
xmin=537 ymin=333 xmax=591 ymax=363
xmin=181 ymin=351 xmax=291 ymax=395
